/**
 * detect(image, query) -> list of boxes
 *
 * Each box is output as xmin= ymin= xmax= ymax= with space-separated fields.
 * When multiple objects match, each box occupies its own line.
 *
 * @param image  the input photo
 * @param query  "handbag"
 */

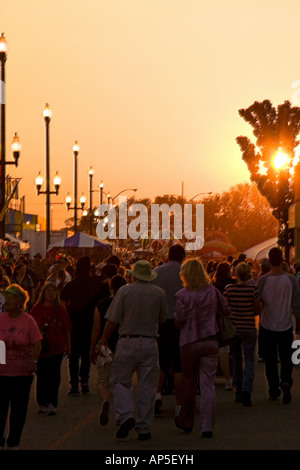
xmin=215 ymin=289 xmax=237 ymax=347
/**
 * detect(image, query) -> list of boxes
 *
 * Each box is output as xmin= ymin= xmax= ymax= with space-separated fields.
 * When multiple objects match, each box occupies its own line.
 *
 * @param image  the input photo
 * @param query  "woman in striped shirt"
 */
xmin=224 ymin=262 xmax=261 ymax=406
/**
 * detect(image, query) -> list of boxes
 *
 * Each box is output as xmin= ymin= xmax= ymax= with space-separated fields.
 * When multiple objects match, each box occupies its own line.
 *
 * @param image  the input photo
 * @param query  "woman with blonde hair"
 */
xmin=174 ymin=258 xmax=230 ymax=438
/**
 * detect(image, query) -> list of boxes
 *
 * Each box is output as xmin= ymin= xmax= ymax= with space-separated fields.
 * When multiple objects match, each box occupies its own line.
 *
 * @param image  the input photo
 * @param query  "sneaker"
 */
xmin=242 ymin=391 xmax=252 ymax=407
xmin=68 ymin=386 xmax=79 ymax=396
xmin=268 ymin=389 xmax=281 ymax=401
xmin=81 ymin=383 xmax=89 ymax=395
xmin=174 ymin=405 xmax=181 ymax=417
xmin=138 ymin=432 xmax=152 ymax=441
xmin=235 ymin=392 xmax=243 ymax=403
xmin=99 ymin=401 xmax=110 ymax=426
xmin=47 ymin=404 xmax=57 ymax=416
xmin=224 ymin=379 xmax=233 ymax=391
xmin=174 ymin=417 xmax=192 ymax=434
xmin=202 ymin=431 xmax=213 ymax=438
xmin=38 ymin=406 xmax=47 ymax=414
xmin=281 ymin=383 xmax=291 ymax=404
xmin=154 ymin=393 xmax=162 ymax=415
xmin=116 ymin=417 xmax=135 ymax=439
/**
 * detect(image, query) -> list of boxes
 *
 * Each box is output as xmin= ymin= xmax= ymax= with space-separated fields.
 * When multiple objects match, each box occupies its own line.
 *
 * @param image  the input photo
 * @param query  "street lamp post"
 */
xmin=65 ymin=192 xmax=86 ymax=232
xmin=99 ymin=181 xmax=104 ymax=206
xmin=96 ymin=185 xmax=136 ymax=207
xmin=0 ymin=33 xmax=7 ymax=240
xmin=110 ymin=188 xmax=137 ymax=204
xmin=65 ymin=141 xmax=86 ymax=233
xmin=188 ymin=191 xmax=212 ymax=203
xmin=1 ymin=135 xmax=22 ymax=234
xmin=73 ymin=141 xmax=79 ymax=232
xmin=89 ymin=167 xmax=94 ymax=235
xmin=44 ymin=103 xmax=51 ymax=250
xmin=35 ymin=104 xmax=61 ymax=251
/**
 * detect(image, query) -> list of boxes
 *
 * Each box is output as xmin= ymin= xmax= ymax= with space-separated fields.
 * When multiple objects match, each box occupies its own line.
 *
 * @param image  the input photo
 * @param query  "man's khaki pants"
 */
xmin=110 ymin=337 xmax=159 ymax=435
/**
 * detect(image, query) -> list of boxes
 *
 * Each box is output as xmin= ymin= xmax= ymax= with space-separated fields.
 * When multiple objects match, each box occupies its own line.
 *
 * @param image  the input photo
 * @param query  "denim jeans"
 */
xmin=258 ymin=325 xmax=294 ymax=396
xmin=230 ymin=330 xmax=257 ymax=394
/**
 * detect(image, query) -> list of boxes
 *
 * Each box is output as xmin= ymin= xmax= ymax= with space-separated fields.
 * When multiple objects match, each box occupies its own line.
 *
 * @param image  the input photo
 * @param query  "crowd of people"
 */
xmin=0 ymin=244 xmax=300 ymax=448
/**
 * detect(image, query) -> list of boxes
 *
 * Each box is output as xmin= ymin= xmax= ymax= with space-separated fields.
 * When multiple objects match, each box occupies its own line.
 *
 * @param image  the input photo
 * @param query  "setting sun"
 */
xmin=272 ymin=148 xmax=290 ymax=171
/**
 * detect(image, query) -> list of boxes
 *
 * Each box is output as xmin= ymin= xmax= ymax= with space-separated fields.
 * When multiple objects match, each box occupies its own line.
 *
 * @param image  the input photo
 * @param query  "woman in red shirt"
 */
xmin=30 ymin=283 xmax=72 ymax=416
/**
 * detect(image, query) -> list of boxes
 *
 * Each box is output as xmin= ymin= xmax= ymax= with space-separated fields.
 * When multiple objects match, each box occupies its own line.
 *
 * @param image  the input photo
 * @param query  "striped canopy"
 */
xmin=47 ymin=232 xmax=112 ymax=250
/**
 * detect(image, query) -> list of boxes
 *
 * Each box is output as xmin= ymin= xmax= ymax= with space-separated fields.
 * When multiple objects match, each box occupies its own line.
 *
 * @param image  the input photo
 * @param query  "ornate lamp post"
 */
xmin=35 ymin=104 xmax=61 ymax=250
xmin=99 ymin=181 xmax=104 ymax=206
xmin=0 ymin=33 xmax=7 ymax=239
xmin=188 ymin=191 xmax=212 ymax=203
xmin=65 ymin=141 xmax=87 ymax=233
xmin=0 ymin=35 xmax=19 ymax=238
xmin=88 ymin=167 xmax=94 ymax=234
xmin=65 ymin=188 xmax=86 ymax=233
xmin=36 ymin=105 xmax=62 ymax=249
xmin=110 ymin=188 xmax=137 ymax=204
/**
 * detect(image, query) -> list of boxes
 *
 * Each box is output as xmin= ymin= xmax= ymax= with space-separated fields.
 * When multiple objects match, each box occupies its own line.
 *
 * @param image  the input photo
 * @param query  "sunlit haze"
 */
xmin=2 ymin=0 xmax=300 ymax=230
xmin=272 ymin=149 xmax=290 ymax=171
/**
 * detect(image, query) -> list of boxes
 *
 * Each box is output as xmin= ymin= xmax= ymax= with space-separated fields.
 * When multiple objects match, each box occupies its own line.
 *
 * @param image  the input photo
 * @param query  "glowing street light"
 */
xmin=11 ymin=132 xmax=21 ymax=166
xmin=53 ymin=172 xmax=62 ymax=195
xmin=65 ymin=193 xmax=72 ymax=210
xmin=80 ymin=193 xmax=86 ymax=210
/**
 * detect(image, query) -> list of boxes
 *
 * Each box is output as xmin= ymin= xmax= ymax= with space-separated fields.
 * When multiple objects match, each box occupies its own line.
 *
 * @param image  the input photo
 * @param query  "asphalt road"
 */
xmin=3 ymin=353 xmax=300 ymax=454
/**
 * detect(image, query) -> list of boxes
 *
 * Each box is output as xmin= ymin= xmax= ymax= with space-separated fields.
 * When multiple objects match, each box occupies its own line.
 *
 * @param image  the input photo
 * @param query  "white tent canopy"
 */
xmin=244 ymin=238 xmax=278 ymax=261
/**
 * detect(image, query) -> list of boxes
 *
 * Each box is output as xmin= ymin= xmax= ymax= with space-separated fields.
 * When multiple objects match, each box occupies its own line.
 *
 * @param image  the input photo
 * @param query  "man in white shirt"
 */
xmin=99 ymin=260 xmax=167 ymax=441
xmin=256 ymin=247 xmax=300 ymax=403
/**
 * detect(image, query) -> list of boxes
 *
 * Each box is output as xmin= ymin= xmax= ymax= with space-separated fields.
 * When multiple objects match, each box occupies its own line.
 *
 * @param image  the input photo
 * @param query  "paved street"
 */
xmin=4 ymin=353 xmax=300 ymax=453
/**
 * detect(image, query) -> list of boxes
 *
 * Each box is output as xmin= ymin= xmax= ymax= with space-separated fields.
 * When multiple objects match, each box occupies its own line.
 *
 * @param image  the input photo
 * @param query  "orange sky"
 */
xmin=2 ymin=0 xmax=300 ymax=230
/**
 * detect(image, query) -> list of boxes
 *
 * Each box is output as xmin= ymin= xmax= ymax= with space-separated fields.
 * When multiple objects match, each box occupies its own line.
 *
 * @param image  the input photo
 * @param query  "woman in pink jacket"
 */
xmin=175 ymin=259 xmax=230 ymax=438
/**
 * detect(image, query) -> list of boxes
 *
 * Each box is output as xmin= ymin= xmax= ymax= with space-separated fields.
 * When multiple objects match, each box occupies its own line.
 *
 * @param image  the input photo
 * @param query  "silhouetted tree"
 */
xmin=236 ymin=99 xmax=300 ymax=260
xmin=200 ymin=183 xmax=278 ymax=253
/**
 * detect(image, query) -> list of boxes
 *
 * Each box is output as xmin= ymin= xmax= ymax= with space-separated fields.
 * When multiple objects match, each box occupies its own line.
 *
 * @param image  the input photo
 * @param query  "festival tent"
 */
xmin=47 ymin=232 xmax=112 ymax=249
xmin=200 ymin=250 xmax=224 ymax=259
xmin=244 ymin=237 xmax=278 ymax=260
xmin=46 ymin=232 xmax=113 ymax=260
xmin=199 ymin=240 xmax=236 ymax=256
